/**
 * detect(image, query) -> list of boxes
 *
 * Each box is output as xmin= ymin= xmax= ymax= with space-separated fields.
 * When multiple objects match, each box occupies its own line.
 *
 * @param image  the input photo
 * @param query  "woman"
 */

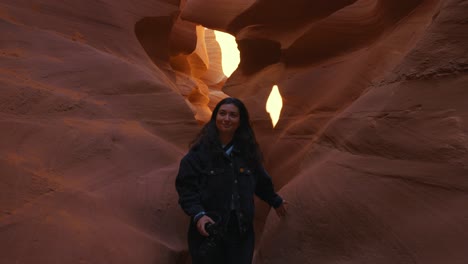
xmin=175 ymin=97 xmax=286 ymax=264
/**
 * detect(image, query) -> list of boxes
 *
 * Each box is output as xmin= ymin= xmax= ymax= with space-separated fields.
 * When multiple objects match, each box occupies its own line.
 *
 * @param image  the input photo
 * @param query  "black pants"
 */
xmin=189 ymin=211 xmax=254 ymax=264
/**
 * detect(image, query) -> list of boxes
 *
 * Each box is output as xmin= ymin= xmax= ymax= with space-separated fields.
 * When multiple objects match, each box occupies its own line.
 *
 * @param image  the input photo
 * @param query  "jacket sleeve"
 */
xmin=175 ymin=153 xmax=205 ymax=218
xmin=254 ymin=165 xmax=283 ymax=208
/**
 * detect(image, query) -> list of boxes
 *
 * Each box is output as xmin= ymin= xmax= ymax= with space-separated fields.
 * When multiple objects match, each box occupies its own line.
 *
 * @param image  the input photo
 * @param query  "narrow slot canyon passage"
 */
xmin=1 ymin=1 xmax=467 ymax=264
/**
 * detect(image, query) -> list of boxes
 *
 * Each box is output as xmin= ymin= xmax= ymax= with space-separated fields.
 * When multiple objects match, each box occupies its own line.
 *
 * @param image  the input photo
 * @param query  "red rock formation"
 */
xmin=1 ymin=0 xmax=467 ymax=264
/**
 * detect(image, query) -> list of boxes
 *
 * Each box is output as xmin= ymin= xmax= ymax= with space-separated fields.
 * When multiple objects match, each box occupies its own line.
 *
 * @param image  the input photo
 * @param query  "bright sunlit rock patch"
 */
xmin=213 ymin=30 xmax=240 ymax=77
xmin=210 ymin=29 xmax=282 ymax=127
xmin=266 ymin=85 xmax=283 ymax=128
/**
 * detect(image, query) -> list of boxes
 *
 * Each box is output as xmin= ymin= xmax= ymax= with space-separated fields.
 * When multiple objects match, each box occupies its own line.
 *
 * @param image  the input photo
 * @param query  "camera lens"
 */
xmin=205 ymin=223 xmax=216 ymax=236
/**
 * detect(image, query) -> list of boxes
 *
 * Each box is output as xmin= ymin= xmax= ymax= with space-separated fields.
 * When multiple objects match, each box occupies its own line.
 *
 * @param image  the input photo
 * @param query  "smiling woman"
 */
xmin=176 ymin=97 xmax=287 ymax=264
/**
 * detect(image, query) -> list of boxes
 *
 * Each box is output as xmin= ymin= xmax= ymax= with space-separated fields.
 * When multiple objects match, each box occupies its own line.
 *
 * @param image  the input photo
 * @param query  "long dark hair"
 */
xmin=190 ymin=97 xmax=263 ymax=166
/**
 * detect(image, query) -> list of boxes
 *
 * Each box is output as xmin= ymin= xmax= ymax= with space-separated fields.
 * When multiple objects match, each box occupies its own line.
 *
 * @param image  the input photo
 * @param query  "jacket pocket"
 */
xmin=238 ymin=168 xmax=256 ymax=195
xmin=200 ymin=168 xmax=225 ymax=195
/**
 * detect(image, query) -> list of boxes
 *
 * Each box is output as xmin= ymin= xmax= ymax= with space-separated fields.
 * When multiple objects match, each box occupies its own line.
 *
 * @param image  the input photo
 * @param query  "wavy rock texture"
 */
xmin=1 ymin=0 xmax=467 ymax=264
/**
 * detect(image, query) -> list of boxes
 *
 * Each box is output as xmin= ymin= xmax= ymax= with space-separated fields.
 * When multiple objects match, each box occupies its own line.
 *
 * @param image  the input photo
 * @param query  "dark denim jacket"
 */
xmin=175 ymin=143 xmax=283 ymax=230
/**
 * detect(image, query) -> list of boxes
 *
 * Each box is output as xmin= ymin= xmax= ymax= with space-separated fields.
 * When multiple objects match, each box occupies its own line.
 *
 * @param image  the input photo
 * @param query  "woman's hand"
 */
xmin=275 ymin=200 xmax=288 ymax=218
xmin=196 ymin=215 xmax=215 ymax=237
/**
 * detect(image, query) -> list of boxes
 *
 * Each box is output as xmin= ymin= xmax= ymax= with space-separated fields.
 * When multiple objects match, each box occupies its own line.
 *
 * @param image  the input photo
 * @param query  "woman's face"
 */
xmin=216 ymin=103 xmax=240 ymax=137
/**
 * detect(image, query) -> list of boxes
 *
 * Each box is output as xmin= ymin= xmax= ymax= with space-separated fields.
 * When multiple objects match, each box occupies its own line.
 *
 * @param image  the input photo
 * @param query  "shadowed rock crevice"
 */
xmin=135 ymin=15 xmax=178 ymax=64
xmin=135 ymin=14 xmax=228 ymax=123
xmin=237 ymin=38 xmax=281 ymax=75
xmin=227 ymin=0 xmax=358 ymax=34
xmin=283 ymin=0 xmax=432 ymax=67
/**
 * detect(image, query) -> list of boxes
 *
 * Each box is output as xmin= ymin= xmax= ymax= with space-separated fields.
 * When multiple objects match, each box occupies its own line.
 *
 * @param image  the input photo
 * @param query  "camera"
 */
xmin=205 ymin=222 xmax=219 ymax=236
xmin=198 ymin=220 xmax=223 ymax=257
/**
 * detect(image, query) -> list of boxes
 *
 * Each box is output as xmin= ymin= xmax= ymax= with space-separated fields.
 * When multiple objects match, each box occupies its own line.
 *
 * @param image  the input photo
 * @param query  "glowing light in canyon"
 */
xmin=213 ymin=30 xmax=240 ymax=77
xmin=266 ymin=85 xmax=283 ymax=128
xmin=211 ymin=29 xmax=282 ymax=127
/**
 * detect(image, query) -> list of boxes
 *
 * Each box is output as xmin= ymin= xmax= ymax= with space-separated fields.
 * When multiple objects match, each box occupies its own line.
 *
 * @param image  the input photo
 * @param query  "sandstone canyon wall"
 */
xmin=1 ymin=0 xmax=467 ymax=264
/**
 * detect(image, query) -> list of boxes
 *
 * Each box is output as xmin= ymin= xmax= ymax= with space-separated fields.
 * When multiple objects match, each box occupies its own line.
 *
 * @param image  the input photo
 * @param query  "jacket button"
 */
xmin=234 ymin=179 xmax=238 ymax=184
xmin=210 ymin=170 xmax=214 ymax=174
